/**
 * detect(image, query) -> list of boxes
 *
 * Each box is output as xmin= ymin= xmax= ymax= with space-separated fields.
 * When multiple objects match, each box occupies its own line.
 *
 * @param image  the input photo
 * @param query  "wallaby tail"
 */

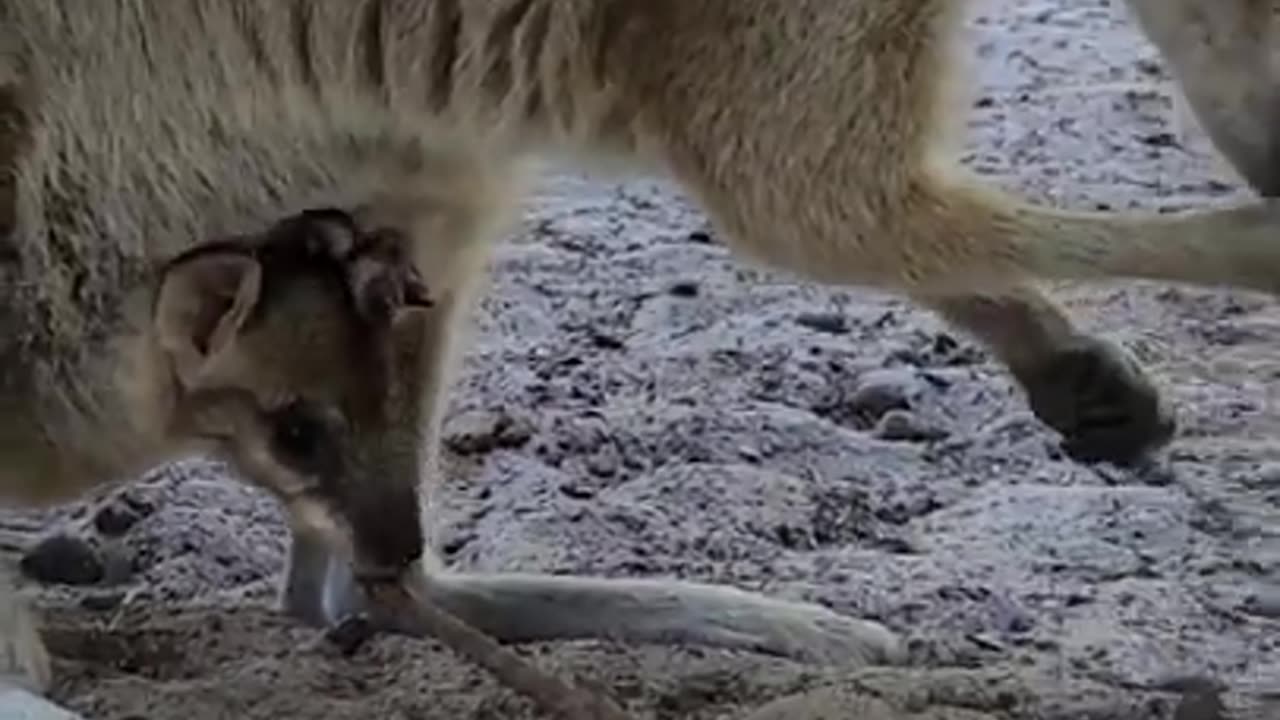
xmin=907 ymin=164 xmax=1280 ymax=297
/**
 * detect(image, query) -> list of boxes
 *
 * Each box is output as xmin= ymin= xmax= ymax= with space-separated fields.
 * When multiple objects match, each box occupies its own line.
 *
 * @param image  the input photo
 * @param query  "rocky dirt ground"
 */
xmin=1 ymin=0 xmax=1278 ymax=718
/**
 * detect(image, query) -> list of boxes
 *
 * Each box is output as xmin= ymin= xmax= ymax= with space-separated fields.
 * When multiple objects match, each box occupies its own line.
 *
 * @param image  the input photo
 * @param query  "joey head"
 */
xmin=152 ymin=208 xmax=434 ymax=584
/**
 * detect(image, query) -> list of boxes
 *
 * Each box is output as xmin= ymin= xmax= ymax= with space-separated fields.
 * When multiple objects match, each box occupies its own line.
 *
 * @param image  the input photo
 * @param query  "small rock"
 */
xmin=794 ymin=312 xmax=850 ymax=335
xmin=1030 ymin=638 xmax=1060 ymax=652
xmin=773 ymin=524 xmax=811 ymax=550
xmin=20 ymin=533 xmax=105 ymax=586
xmin=558 ymin=482 xmax=597 ymax=500
xmin=1240 ymin=587 xmax=1280 ymax=619
xmin=686 ymin=230 xmax=714 ymax=244
xmin=1063 ymin=592 xmax=1094 ymax=608
xmin=1247 ymin=461 xmax=1280 ymax=488
xmin=584 ymin=449 xmax=620 ymax=479
xmin=1133 ymin=460 xmax=1176 ymax=487
xmin=444 ymin=409 xmax=534 ymax=455
xmin=873 ymin=409 xmax=948 ymax=442
xmin=849 ymin=369 xmax=922 ymax=419
xmin=1139 ymin=132 xmax=1180 ymax=149
xmin=1156 ymin=676 xmax=1225 ymax=695
xmin=92 ymin=501 xmax=145 ymax=537
xmin=1173 ymin=686 xmax=1227 ymax=720
xmin=589 ymin=330 xmax=626 ymax=350
xmin=80 ymin=592 xmax=126 ymax=612
xmin=100 ymin=547 xmax=135 ymax=585
xmin=441 ymin=532 xmax=475 ymax=556
xmin=668 ymin=280 xmax=700 ymax=297
xmin=967 ymin=632 xmax=1007 ymax=653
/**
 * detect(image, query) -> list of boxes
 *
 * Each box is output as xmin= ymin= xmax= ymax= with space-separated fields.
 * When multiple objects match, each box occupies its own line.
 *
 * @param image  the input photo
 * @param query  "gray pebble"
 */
xmin=873 ymin=409 xmax=948 ymax=442
xmin=1247 ymin=461 xmax=1280 ymax=489
xmin=584 ymin=448 xmax=620 ymax=478
xmin=93 ymin=501 xmax=145 ymax=537
xmin=849 ymin=368 xmax=922 ymax=419
xmin=794 ymin=312 xmax=850 ymax=335
xmin=444 ymin=409 xmax=534 ymax=455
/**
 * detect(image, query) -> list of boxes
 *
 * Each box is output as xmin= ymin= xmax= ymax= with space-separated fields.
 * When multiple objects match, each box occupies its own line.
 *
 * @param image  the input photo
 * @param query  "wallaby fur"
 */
xmin=1 ymin=0 xmax=1279 ymax=701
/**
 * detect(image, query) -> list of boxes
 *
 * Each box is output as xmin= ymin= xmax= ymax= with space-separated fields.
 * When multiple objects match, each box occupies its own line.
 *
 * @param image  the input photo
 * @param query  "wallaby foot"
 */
xmin=0 ymin=573 xmax=51 ymax=695
xmin=921 ymin=288 xmax=1174 ymax=465
xmin=1013 ymin=335 xmax=1174 ymax=465
xmin=411 ymin=569 xmax=905 ymax=666
xmin=279 ymin=533 xmax=902 ymax=666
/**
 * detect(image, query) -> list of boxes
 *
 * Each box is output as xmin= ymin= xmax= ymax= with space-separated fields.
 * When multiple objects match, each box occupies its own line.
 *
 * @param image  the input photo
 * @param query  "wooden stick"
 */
xmin=361 ymin=584 xmax=637 ymax=720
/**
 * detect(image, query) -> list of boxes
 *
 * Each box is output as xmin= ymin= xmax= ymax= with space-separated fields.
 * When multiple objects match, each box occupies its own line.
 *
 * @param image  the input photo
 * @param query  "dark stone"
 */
xmin=668 ymin=280 xmax=700 ymax=297
xmin=81 ymin=592 xmax=126 ymax=612
xmin=20 ymin=533 xmax=105 ymax=586
xmin=93 ymin=501 xmax=145 ymax=537
xmin=794 ymin=312 xmax=850 ymax=335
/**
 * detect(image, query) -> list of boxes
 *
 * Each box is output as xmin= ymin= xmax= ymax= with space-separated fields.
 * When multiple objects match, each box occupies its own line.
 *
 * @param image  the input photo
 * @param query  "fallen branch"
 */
xmin=347 ymin=583 xmax=637 ymax=720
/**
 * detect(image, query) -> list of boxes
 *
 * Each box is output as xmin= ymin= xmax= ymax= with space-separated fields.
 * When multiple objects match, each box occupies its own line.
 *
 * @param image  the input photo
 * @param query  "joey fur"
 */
xmin=1 ymin=0 xmax=1279 ymax=700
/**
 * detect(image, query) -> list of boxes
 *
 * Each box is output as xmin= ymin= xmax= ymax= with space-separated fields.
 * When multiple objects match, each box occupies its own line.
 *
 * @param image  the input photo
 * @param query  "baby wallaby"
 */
xmin=4 ymin=0 xmax=1280 ymax=704
xmin=1 ymin=208 xmax=440 ymax=690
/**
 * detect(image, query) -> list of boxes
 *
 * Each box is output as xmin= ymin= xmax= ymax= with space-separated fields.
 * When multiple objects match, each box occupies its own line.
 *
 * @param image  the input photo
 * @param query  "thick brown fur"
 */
xmin=1 ymin=0 xmax=1279 ymax=705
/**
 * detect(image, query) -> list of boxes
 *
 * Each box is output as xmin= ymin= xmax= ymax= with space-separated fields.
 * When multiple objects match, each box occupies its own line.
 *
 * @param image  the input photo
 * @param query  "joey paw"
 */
xmin=1016 ymin=336 xmax=1175 ymax=465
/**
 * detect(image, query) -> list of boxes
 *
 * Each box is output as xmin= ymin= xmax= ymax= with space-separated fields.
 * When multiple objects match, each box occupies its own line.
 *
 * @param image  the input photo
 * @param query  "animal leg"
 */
xmin=1126 ymin=0 xmax=1280 ymax=195
xmin=916 ymin=286 xmax=1174 ymax=464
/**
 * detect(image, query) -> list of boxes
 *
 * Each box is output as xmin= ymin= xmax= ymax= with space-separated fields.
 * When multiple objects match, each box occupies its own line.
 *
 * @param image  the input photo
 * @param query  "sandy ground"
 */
xmin=2 ymin=0 xmax=1278 ymax=718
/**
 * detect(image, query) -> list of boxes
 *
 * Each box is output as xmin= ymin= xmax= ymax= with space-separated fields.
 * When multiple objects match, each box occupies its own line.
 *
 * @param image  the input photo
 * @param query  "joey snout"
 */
xmin=343 ymin=484 xmax=425 ymax=576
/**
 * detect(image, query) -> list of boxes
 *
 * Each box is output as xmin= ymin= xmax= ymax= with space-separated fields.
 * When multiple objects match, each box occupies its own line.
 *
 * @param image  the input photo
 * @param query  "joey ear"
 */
xmin=153 ymin=249 xmax=263 ymax=388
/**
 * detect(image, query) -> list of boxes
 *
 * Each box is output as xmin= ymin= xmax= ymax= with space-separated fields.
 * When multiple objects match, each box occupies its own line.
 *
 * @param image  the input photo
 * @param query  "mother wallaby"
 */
xmin=1 ymin=0 xmax=1278 ymax=707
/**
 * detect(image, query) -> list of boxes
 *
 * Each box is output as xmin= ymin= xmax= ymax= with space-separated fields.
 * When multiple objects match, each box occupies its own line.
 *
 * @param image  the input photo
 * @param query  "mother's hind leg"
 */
xmin=924 ymin=0 xmax=1273 ymax=463
xmin=916 ymin=285 xmax=1175 ymax=465
xmin=1126 ymin=0 xmax=1280 ymax=195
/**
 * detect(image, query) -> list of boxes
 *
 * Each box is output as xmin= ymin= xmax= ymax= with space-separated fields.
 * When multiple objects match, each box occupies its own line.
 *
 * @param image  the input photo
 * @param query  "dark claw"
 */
xmin=325 ymin=613 xmax=377 ymax=657
xmin=1016 ymin=337 xmax=1176 ymax=466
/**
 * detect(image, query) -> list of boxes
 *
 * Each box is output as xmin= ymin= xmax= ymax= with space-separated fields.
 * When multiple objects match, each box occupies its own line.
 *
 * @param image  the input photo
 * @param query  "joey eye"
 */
xmin=267 ymin=400 xmax=332 ymax=474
